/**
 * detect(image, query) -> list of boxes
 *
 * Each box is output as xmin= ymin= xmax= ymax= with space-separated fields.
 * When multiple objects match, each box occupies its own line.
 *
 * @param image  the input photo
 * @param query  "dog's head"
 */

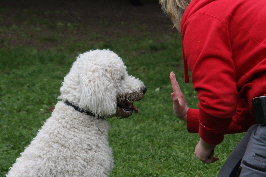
xmin=59 ymin=49 xmax=146 ymax=118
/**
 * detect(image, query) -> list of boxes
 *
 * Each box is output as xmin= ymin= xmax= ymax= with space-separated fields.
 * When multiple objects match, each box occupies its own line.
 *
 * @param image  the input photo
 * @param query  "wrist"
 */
xmin=175 ymin=112 xmax=187 ymax=122
xmin=199 ymin=138 xmax=216 ymax=149
xmin=175 ymin=107 xmax=188 ymax=122
xmin=182 ymin=114 xmax=187 ymax=122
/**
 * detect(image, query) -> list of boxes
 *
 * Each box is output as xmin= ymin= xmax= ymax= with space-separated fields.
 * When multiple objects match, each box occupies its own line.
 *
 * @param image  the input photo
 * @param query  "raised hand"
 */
xmin=169 ymin=71 xmax=188 ymax=121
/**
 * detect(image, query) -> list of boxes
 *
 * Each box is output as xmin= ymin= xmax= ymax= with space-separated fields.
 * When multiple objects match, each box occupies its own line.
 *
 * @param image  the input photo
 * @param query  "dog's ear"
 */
xmin=78 ymin=69 xmax=117 ymax=117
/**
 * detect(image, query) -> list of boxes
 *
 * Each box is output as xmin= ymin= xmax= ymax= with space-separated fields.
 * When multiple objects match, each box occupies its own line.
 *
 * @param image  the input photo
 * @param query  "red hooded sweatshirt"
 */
xmin=181 ymin=0 xmax=266 ymax=145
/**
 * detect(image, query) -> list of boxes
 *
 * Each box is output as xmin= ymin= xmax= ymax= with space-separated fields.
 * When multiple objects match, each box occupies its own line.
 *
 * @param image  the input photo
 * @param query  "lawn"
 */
xmin=0 ymin=0 xmax=244 ymax=176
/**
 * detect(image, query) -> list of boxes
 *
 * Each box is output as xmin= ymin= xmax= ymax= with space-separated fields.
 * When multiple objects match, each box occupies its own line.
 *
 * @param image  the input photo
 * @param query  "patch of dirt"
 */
xmin=0 ymin=0 xmax=177 ymax=50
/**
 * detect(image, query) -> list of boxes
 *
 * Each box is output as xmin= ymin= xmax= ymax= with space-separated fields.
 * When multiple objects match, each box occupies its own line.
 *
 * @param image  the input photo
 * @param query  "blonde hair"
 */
xmin=159 ymin=0 xmax=191 ymax=30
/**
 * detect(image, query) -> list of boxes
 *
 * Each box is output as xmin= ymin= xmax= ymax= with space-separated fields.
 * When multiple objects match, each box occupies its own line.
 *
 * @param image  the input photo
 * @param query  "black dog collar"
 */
xmin=64 ymin=100 xmax=104 ymax=119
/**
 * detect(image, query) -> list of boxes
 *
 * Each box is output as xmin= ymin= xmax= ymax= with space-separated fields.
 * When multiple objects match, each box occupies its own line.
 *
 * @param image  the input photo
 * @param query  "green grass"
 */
xmin=0 ymin=3 xmax=245 ymax=176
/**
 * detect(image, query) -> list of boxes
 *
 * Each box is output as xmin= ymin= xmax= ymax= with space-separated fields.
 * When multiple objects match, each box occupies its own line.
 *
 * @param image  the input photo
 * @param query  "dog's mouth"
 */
xmin=117 ymin=100 xmax=139 ymax=114
xmin=116 ymin=89 xmax=146 ymax=118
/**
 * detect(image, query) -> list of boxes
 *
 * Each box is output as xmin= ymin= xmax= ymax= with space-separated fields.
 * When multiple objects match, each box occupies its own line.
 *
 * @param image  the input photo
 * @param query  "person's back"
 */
xmin=181 ymin=0 xmax=266 ymax=133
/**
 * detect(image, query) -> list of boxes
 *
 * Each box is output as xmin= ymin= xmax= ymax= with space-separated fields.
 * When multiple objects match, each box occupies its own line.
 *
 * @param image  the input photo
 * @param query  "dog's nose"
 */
xmin=142 ymin=87 xmax=147 ymax=94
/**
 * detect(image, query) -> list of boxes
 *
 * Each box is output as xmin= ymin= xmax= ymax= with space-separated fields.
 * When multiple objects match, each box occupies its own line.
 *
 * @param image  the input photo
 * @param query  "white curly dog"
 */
xmin=7 ymin=49 xmax=146 ymax=177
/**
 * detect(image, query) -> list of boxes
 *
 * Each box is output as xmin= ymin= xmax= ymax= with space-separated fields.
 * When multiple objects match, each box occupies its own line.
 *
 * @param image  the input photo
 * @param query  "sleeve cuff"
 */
xmin=199 ymin=109 xmax=231 ymax=145
xmin=186 ymin=108 xmax=199 ymax=133
xmin=186 ymin=108 xmax=233 ymax=145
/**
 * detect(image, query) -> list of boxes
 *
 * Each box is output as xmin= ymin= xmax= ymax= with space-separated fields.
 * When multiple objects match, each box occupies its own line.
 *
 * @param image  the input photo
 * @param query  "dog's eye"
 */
xmin=120 ymin=76 xmax=124 ymax=80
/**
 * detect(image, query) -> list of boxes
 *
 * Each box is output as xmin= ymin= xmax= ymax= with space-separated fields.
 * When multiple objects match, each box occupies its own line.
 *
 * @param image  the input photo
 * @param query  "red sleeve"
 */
xmin=186 ymin=100 xmax=255 ymax=136
xmin=186 ymin=109 xmax=234 ymax=142
xmin=182 ymin=13 xmax=238 ymax=145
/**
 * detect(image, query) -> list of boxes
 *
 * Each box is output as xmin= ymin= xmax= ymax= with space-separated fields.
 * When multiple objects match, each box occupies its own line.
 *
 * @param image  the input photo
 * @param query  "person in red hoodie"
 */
xmin=160 ymin=0 xmax=266 ymax=176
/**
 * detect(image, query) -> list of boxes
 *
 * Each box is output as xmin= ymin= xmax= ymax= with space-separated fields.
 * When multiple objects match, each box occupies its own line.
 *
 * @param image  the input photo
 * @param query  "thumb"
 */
xmin=202 ymin=150 xmax=219 ymax=164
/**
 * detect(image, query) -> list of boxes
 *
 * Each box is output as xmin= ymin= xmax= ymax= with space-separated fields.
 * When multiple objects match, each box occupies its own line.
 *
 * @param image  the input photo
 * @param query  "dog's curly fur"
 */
xmin=7 ymin=49 xmax=146 ymax=177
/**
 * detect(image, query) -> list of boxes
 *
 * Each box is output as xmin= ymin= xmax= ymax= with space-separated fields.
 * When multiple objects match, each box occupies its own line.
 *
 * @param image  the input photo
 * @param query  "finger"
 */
xmin=169 ymin=72 xmax=181 ymax=93
xmin=202 ymin=157 xmax=219 ymax=164
xmin=208 ymin=149 xmax=214 ymax=159
xmin=201 ymin=150 xmax=219 ymax=164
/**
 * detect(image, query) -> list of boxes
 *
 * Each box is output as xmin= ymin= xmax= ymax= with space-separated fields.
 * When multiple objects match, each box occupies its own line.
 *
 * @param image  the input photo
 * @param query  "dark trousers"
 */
xmin=218 ymin=124 xmax=258 ymax=177
xmin=239 ymin=124 xmax=266 ymax=176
